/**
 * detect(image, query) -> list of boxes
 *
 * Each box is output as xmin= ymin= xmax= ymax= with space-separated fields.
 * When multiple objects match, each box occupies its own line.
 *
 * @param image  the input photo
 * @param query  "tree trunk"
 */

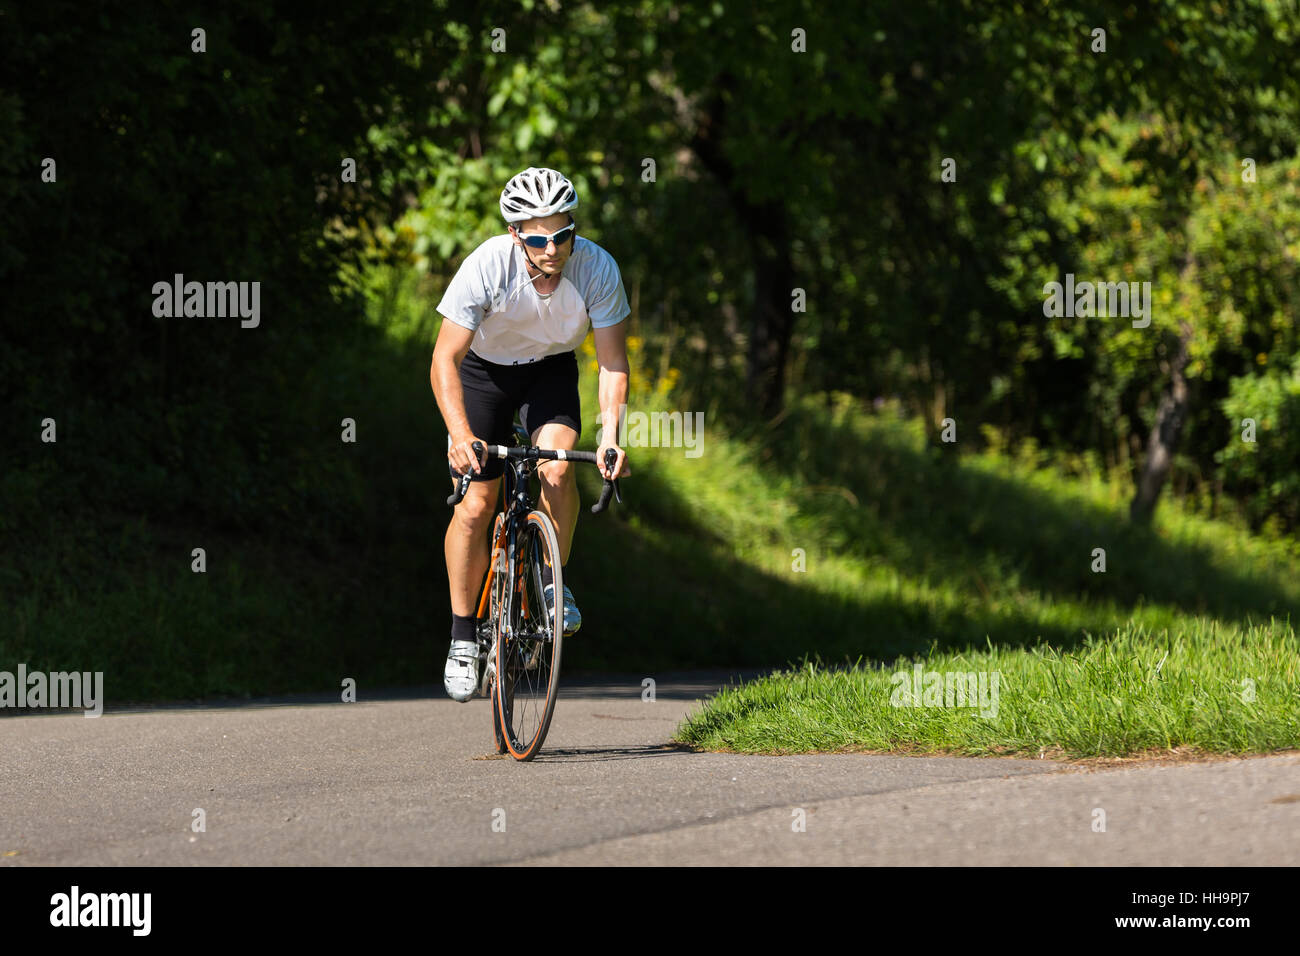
xmin=744 ymin=209 xmax=794 ymax=418
xmin=689 ymin=83 xmax=794 ymax=419
xmin=1130 ymin=322 xmax=1192 ymax=524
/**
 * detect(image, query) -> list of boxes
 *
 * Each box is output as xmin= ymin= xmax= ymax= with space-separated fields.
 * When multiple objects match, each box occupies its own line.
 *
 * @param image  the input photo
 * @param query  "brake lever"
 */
xmin=590 ymin=447 xmax=623 ymax=514
xmin=446 ymin=441 xmax=486 ymax=507
xmin=603 ymin=447 xmax=622 ymax=503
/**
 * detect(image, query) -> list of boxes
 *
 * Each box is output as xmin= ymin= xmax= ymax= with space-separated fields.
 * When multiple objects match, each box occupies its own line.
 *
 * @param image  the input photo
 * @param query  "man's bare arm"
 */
xmin=593 ymin=321 xmax=631 ymax=478
xmin=431 ymin=319 xmax=485 ymax=475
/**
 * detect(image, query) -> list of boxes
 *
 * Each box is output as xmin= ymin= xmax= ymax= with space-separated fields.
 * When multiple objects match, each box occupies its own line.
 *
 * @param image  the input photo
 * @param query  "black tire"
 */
xmin=494 ymin=510 xmax=564 ymax=761
xmin=487 ymin=513 xmax=508 ymax=754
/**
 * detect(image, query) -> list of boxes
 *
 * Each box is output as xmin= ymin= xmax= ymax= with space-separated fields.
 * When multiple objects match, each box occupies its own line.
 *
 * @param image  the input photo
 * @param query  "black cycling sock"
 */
xmin=451 ymin=612 xmax=477 ymax=645
xmin=541 ymin=551 xmax=555 ymax=591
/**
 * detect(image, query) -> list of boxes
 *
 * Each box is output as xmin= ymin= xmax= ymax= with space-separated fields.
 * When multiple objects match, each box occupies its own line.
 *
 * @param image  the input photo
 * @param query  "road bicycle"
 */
xmin=447 ymin=424 xmax=622 ymax=761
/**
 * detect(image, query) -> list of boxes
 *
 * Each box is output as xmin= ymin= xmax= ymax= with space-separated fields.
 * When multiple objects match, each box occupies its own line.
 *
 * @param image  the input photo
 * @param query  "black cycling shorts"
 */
xmin=448 ymin=349 xmax=582 ymax=481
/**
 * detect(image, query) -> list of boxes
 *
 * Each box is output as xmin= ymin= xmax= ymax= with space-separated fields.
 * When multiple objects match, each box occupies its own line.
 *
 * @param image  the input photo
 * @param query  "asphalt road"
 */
xmin=2 ymin=672 xmax=1297 ymax=865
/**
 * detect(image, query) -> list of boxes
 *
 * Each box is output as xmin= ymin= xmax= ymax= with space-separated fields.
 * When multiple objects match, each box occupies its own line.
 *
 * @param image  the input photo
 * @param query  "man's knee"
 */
xmin=532 ymin=424 xmax=578 ymax=493
xmin=538 ymin=459 xmax=575 ymax=492
xmin=451 ymin=483 xmax=499 ymax=528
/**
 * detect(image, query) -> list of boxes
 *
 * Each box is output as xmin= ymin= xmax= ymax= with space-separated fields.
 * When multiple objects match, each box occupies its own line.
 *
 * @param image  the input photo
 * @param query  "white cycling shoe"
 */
xmin=443 ymin=638 xmax=481 ymax=703
xmin=543 ymin=583 xmax=581 ymax=636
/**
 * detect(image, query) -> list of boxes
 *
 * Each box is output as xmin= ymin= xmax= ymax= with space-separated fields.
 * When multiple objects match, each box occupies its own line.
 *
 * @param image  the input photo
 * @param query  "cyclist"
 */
xmin=431 ymin=166 xmax=631 ymax=702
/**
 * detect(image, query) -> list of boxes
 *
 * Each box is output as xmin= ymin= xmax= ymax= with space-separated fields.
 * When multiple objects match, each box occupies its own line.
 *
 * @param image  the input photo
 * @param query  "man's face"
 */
xmin=510 ymin=213 xmax=575 ymax=275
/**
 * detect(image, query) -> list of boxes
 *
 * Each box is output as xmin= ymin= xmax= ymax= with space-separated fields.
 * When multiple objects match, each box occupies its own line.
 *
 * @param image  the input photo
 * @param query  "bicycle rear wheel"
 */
xmin=495 ymin=510 xmax=563 ymax=761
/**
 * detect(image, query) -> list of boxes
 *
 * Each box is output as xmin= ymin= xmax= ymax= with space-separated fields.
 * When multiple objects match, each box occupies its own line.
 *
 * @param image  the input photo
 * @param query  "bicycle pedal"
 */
xmin=481 ymin=636 xmax=498 ymax=695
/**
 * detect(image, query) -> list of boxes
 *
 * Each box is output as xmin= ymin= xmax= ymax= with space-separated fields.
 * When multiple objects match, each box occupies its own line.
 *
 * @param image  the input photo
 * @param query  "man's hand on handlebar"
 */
xmin=449 ymin=433 xmax=487 ymax=476
xmin=594 ymin=441 xmax=630 ymax=481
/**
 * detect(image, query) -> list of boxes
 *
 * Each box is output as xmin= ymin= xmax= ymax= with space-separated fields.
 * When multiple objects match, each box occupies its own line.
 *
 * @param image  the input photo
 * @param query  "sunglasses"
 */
xmin=515 ymin=223 xmax=577 ymax=249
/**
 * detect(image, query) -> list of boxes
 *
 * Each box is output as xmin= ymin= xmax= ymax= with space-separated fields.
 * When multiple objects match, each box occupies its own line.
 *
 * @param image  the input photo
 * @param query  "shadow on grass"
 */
xmin=564 ymin=459 xmax=1087 ymax=671
xmin=562 ymin=396 xmax=1298 ymax=674
xmin=749 ymin=398 xmax=1299 ymax=623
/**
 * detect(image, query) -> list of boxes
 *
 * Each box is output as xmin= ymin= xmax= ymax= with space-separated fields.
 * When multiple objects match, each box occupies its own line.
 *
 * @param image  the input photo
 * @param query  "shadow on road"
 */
xmin=521 ymin=742 xmax=698 ymax=763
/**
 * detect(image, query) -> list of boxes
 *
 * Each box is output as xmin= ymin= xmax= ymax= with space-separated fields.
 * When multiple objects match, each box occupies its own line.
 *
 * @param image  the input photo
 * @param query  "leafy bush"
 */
xmin=1218 ymin=359 xmax=1300 ymax=532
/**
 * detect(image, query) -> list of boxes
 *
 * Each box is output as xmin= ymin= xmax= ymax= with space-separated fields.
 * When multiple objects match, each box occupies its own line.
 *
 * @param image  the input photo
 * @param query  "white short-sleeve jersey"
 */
xmin=436 ymin=234 xmax=630 ymax=365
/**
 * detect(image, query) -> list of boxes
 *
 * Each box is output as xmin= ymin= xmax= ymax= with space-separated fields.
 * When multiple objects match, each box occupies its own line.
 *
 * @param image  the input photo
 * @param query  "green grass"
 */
xmin=636 ymin=391 xmax=1300 ymax=757
xmin=675 ymin=620 xmax=1300 ymax=757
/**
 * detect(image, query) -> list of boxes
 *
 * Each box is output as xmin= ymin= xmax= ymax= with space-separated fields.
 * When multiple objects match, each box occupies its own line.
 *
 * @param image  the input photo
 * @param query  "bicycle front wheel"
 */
xmin=495 ymin=510 xmax=564 ymax=761
xmin=487 ymin=512 xmax=508 ymax=754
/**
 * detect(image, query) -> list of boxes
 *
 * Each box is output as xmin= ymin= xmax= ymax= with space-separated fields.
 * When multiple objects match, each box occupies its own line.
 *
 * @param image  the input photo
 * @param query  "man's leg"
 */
xmin=520 ymin=351 xmax=583 ymax=634
xmin=446 ymin=476 xmax=502 ymax=616
xmin=531 ymin=421 xmax=579 ymax=563
xmin=531 ymin=421 xmax=582 ymax=636
xmin=444 ymin=348 xmax=514 ymax=701
xmin=442 ymin=474 xmax=502 ymax=702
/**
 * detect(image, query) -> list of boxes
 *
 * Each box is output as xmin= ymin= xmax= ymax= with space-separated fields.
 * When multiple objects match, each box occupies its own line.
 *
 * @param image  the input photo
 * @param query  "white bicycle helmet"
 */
xmin=499 ymin=167 xmax=579 ymax=223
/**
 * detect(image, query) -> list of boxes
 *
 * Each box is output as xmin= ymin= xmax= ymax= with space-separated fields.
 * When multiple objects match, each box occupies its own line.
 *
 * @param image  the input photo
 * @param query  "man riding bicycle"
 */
xmin=431 ymin=166 xmax=631 ymax=702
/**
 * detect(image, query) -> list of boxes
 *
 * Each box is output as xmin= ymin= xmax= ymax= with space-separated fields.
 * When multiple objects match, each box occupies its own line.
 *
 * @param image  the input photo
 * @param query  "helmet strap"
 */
xmin=522 ymin=243 xmax=547 ymax=278
xmin=513 ymin=225 xmax=564 ymax=282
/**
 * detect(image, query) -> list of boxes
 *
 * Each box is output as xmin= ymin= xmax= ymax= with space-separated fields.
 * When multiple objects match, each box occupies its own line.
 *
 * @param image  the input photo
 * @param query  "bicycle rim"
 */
xmin=495 ymin=511 xmax=563 ymax=761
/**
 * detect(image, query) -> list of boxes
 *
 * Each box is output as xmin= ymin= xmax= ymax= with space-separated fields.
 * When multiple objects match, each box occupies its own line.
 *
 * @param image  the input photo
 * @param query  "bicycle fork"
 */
xmin=479 ymin=543 xmax=509 ymax=697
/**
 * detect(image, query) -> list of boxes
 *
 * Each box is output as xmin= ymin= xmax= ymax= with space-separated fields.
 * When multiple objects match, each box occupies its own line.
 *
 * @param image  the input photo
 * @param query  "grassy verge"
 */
xmin=675 ymin=620 xmax=1300 ymax=757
